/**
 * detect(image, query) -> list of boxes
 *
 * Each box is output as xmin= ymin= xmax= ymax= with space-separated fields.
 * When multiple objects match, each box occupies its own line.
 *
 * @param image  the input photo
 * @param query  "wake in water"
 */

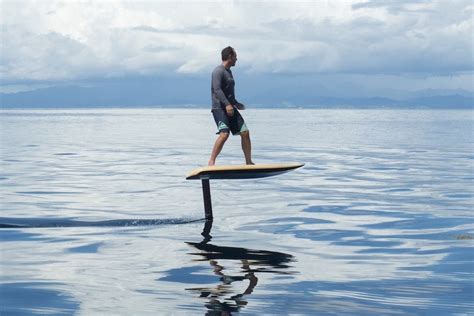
xmin=0 ymin=217 xmax=204 ymax=228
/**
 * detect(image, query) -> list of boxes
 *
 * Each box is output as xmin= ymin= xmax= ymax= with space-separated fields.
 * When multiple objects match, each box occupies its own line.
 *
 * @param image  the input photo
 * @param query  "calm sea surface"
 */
xmin=1 ymin=108 xmax=473 ymax=315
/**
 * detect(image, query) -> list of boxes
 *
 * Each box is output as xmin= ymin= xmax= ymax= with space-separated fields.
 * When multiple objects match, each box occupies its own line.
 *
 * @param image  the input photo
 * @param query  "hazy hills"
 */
xmin=1 ymin=76 xmax=472 ymax=109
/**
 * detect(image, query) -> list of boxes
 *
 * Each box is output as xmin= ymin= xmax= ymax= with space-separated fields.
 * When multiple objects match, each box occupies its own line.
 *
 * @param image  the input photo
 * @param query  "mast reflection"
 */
xmin=185 ymin=220 xmax=296 ymax=314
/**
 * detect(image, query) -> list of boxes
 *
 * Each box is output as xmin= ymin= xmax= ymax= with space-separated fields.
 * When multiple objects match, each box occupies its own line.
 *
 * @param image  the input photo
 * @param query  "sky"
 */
xmin=1 ymin=0 xmax=473 ymax=106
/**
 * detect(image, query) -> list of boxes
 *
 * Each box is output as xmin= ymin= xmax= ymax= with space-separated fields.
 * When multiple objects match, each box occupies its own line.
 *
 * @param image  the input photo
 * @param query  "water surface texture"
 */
xmin=1 ymin=109 xmax=473 ymax=315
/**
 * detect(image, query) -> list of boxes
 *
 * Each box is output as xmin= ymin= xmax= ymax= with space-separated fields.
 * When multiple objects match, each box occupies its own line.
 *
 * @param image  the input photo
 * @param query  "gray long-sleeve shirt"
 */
xmin=211 ymin=65 xmax=238 ymax=110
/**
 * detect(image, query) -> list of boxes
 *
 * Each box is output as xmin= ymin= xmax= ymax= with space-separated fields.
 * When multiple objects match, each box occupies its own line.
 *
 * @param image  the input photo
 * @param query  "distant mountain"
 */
xmin=402 ymin=95 xmax=474 ymax=108
xmin=1 ymin=80 xmax=472 ymax=109
xmin=0 ymin=78 xmax=209 ymax=108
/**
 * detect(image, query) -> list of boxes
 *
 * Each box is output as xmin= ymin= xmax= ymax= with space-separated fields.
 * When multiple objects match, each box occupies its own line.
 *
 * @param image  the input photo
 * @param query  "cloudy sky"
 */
xmin=1 ymin=0 xmax=473 ymax=104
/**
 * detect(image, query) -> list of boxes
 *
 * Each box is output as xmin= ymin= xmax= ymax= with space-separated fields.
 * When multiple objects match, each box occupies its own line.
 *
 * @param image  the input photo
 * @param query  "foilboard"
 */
xmin=186 ymin=163 xmax=304 ymax=180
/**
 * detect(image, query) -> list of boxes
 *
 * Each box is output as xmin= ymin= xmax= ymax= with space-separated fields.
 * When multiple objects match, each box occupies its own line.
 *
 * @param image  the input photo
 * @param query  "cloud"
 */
xmin=0 ymin=0 xmax=472 ymax=85
xmin=352 ymin=0 xmax=433 ymax=13
xmin=1 ymin=26 xmax=96 ymax=81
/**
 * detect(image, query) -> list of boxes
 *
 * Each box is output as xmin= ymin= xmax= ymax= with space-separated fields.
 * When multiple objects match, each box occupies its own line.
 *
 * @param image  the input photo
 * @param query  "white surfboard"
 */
xmin=186 ymin=163 xmax=304 ymax=180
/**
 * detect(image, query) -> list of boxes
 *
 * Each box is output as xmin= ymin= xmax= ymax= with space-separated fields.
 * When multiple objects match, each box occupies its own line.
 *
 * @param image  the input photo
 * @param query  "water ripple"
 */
xmin=0 ymin=217 xmax=203 ymax=228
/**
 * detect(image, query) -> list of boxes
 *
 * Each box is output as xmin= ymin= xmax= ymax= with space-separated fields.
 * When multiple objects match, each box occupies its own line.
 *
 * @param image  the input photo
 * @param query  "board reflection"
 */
xmin=185 ymin=220 xmax=296 ymax=314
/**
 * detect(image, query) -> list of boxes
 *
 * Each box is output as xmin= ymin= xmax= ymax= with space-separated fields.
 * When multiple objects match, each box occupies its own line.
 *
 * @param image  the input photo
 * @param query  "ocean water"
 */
xmin=0 ymin=108 xmax=473 ymax=315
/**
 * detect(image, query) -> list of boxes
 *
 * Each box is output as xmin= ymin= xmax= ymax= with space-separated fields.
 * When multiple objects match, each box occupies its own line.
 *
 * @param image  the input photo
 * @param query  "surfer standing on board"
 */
xmin=208 ymin=46 xmax=254 ymax=166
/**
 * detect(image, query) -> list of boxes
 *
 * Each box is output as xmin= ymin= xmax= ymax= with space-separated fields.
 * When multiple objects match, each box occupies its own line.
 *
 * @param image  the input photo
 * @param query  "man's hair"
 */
xmin=221 ymin=46 xmax=235 ymax=61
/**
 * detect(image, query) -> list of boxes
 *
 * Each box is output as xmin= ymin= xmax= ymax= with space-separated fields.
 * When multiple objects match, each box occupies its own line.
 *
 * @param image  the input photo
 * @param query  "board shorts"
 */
xmin=212 ymin=107 xmax=249 ymax=135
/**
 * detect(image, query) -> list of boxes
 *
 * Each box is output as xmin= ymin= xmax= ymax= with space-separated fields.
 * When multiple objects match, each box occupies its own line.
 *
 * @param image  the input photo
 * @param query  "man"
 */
xmin=208 ymin=46 xmax=254 ymax=166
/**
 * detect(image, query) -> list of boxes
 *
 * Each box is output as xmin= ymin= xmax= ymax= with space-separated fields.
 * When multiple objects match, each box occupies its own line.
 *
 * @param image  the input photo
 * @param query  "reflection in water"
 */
xmin=185 ymin=220 xmax=295 ymax=314
xmin=0 ymin=217 xmax=203 ymax=228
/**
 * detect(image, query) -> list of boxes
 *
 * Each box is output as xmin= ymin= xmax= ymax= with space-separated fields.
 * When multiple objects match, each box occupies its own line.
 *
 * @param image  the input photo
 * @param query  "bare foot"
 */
xmin=246 ymin=161 xmax=255 ymax=165
xmin=208 ymin=160 xmax=215 ymax=166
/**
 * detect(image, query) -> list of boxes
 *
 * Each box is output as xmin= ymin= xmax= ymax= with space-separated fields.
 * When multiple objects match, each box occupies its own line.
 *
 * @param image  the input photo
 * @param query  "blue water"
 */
xmin=1 ymin=109 xmax=473 ymax=315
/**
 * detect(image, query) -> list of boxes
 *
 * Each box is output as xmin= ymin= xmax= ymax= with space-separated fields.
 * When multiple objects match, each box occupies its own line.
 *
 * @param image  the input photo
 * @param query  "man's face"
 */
xmin=230 ymin=50 xmax=237 ymax=67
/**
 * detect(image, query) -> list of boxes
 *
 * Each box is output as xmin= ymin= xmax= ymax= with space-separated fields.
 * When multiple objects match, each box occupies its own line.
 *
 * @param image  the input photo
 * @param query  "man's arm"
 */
xmin=212 ymin=68 xmax=231 ymax=107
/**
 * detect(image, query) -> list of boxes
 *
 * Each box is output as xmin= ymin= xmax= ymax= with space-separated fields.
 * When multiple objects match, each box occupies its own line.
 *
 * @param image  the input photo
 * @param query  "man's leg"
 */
xmin=240 ymin=131 xmax=254 ymax=165
xmin=208 ymin=132 xmax=230 ymax=166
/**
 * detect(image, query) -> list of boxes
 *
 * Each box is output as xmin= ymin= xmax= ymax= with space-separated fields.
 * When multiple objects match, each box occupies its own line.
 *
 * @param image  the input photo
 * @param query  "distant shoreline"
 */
xmin=1 ymin=105 xmax=472 ymax=110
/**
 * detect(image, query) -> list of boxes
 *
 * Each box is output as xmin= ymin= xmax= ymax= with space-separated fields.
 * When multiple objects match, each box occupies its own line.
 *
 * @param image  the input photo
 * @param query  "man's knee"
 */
xmin=219 ymin=131 xmax=230 ymax=140
xmin=240 ymin=130 xmax=250 ymax=137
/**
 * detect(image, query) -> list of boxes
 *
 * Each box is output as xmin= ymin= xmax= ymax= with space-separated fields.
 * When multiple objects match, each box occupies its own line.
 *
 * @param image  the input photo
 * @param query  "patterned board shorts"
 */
xmin=212 ymin=107 xmax=249 ymax=135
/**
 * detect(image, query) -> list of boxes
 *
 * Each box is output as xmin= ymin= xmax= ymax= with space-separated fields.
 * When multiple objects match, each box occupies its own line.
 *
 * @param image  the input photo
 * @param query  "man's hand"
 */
xmin=226 ymin=104 xmax=234 ymax=116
